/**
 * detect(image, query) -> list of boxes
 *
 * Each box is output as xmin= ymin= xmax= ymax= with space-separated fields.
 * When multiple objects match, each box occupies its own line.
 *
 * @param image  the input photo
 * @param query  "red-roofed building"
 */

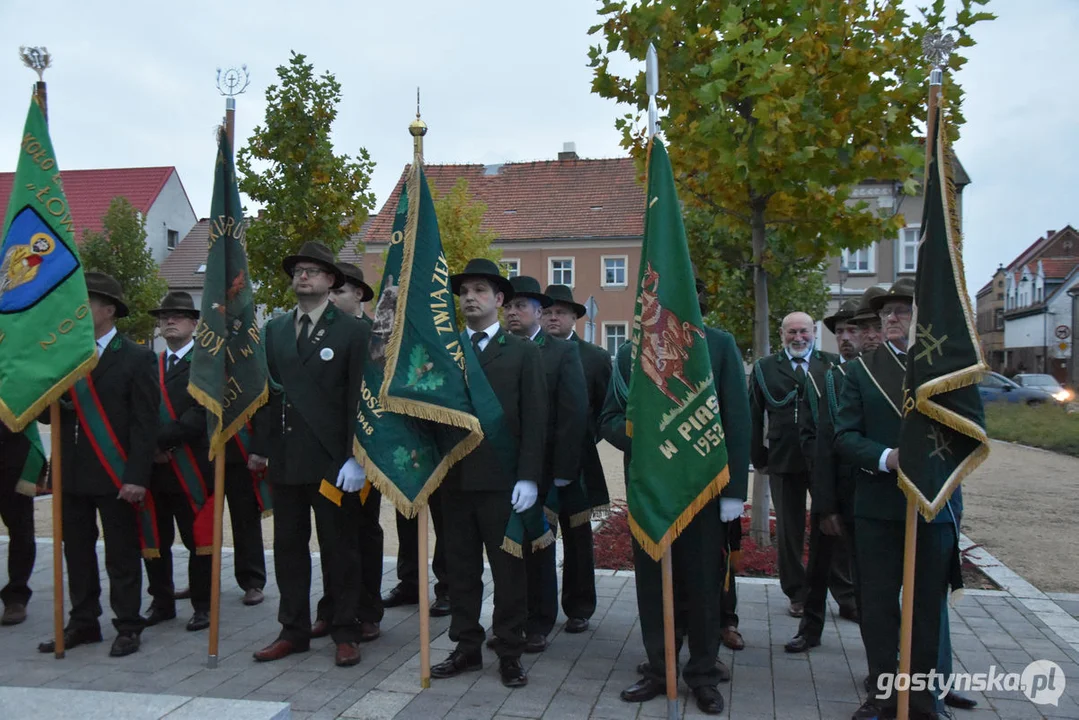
xmin=0 ymin=166 xmax=196 ymax=264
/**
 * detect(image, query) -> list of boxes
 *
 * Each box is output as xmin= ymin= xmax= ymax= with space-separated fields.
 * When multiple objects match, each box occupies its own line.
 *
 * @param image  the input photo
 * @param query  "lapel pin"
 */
xmin=320 ymin=347 xmax=334 ymax=361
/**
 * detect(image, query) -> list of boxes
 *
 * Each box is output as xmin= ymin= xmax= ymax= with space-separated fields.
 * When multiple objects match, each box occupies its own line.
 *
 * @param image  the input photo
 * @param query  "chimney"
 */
xmin=558 ymin=141 xmax=578 ymax=161
xmin=1047 ymin=230 xmax=1057 ymax=239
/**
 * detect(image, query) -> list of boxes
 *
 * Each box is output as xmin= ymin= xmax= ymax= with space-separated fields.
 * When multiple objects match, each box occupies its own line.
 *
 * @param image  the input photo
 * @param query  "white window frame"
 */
xmin=840 ymin=244 xmax=875 ymax=274
xmin=601 ymin=254 xmax=629 ymax=288
xmin=549 ymin=256 xmax=575 ymax=288
xmin=602 ymin=321 xmax=629 ymax=356
xmin=167 ymin=228 xmax=179 ymax=251
xmin=898 ymin=226 xmax=920 ymax=273
xmin=501 ymin=258 xmax=520 ymax=278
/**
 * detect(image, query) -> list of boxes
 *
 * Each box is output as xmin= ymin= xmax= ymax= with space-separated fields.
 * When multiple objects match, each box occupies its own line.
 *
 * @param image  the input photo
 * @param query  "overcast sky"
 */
xmin=1 ymin=0 xmax=1075 ymax=294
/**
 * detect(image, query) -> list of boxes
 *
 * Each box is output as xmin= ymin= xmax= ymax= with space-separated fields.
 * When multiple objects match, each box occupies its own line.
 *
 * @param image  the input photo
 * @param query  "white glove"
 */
xmin=511 ymin=480 xmax=538 ymax=513
xmin=719 ymin=498 xmax=744 ymax=523
xmin=554 ymin=477 xmax=573 ymax=488
xmin=336 ymin=457 xmax=367 ymax=493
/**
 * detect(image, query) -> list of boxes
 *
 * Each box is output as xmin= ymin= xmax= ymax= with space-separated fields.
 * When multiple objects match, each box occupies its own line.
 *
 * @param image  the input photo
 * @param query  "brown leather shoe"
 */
xmin=720 ymin=625 xmax=744 ymax=650
xmin=253 ymin=639 xmax=307 ymax=662
xmin=242 ymin=588 xmax=264 ymax=606
xmin=1 ymin=603 xmax=27 ymax=626
xmin=335 ymin=642 xmax=361 ymax=667
xmin=310 ymin=619 xmax=330 ymax=639
xmin=359 ymin=621 xmax=380 ymax=642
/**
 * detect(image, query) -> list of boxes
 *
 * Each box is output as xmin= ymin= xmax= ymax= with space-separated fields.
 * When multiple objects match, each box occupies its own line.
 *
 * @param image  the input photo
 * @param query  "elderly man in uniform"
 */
xmin=0 ymin=424 xmax=41 ymax=627
xmin=502 ymin=276 xmax=587 ymax=653
xmin=248 ymin=241 xmax=370 ymax=668
xmin=851 ymin=286 xmax=886 ymax=354
xmin=38 ymin=272 xmax=159 ymax=657
xmin=835 ymin=278 xmax=962 ymax=720
xmin=541 ymin=284 xmax=611 ymax=634
xmin=430 ymin=258 xmax=547 ymax=688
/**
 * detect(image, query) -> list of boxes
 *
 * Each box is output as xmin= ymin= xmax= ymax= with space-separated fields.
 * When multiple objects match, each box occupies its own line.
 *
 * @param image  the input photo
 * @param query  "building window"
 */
xmin=196 ymin=264 xmax=207 ymax=274
xmin=994 ymin=308 xmax=1003 ymax=330
xmin=840 ymin=244 xmax=875 ymax=274
xmin=601 ymin=255 xmax=628 ymax=287
xmin=501 ymin=258 xmax=520 ymax=278
xmin=898 ymin=226 xmax=920 ymax=273
xmin=167 ymin=229 xmax=179 ymax=250
xmin=603 ymin=322 xmax=628 ymax=356
xmin=549 ymin=257 xmax=574 ymax=287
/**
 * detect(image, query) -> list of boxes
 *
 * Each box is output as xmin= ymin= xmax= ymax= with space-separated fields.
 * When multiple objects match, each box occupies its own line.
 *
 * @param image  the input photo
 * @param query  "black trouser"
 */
xmin=558 ymin=509 xmax=597 ymax=620
xmin=223 ymin=463 xmax=266 ymax=592
xmin=442 ymin=486 xmax=526 ymax=659
xmin=524 ymin=533 xmax=558 ymax=637
xmin=144 ymin=488 xmax=212 ymax=613
xmin=856 ymin=518 xmax=954 ymax=714
xmin=798 ymin=513 xmax=857 ymax=640
xmin=718 ymin=518 xmax=738 ymax=628
xmin=63 ymin=492 xmax=144 ymax=634
xmin=272 ymin=482 xmax=362 ymax=646
xmin=634 ymin=499 xmax=722 ymax=690
xmin=393 ymin=485 xmax=448 ymax=599
xmin=0 ymin=472 xmax=35 ymax=608
xmin=769 ymin=472 xmax=809 ymax=601
xmin=317 ymin=486 xmax=384 ymax=624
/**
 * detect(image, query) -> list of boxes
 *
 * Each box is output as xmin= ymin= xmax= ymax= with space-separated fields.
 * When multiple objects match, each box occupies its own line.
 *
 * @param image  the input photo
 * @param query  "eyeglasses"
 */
xmin=878 ymin=306 xmax=912 ymax=320
xmin=293 ymin=266 xmax=329 ymax=279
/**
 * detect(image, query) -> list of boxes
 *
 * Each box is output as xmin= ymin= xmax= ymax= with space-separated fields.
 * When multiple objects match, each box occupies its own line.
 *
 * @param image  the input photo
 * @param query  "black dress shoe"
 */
xmin=620 ymin=676 xmax=663 ymax=703
xmin=524 ymin=633 xmax=548 ymax=653
xmin=784 ymin=634 xmax=821 ymax=653
xmin=429 ymin=595 xmax=451 ymax=617
xmin=186 ymin=611 xmax=210 ymax=632
xmin=38 ymin=626 xmax=103 ymax=653
xmin=499 ymin=657 xmax=528 ymax=688
xmin=109 ymin=632 xmax=141 ymax=657
xmin=692 ymin=685 xmax=725 ymax=715
xmin=381 ymin=585 xmax=419 ymax=608
xmin=564 ymin=617 xmax=589 ymax=634
xmin=242 ymin=588 xmax=264 ymax=606
xmin=430 ymin=648 xmax=482 ymax=678
xmin=852 ymin=699 xmax=896 ymax=719
xmin=944 ymin=691 xmax=977 ymax=709
xmin=173 ymin=587 xmax=191 ymax=600
xmin=144 ymin=604 xmax=176 ymax=627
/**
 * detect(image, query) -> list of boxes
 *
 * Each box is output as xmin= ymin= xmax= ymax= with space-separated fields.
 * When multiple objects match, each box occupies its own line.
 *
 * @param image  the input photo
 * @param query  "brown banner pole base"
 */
xmin=207 ymin=654 xmax=219 ymax=669
xmin=661 ymin=548 xmax=678 ymax=720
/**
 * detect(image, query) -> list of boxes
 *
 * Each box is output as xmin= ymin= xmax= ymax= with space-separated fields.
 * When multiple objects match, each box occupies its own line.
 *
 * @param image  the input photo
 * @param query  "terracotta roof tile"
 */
xmin=159 ymin=219 xmax=210 ymax=289
xmin=0 ymin=166 xmax=187 ymax=240
xmin=1040 ymin=258 xmax=1079 ymax=279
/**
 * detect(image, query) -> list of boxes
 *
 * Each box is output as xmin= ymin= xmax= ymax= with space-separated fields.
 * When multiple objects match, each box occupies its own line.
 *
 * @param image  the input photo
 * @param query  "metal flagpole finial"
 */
xmin=646 ymin=43 xmax=658 ymax=137
xmin=216 ymin=64 xmax=251 ymax=98
xmin=19 ymin=46 xmax=51 ymax=81
xmin=409 ymin=87 xmax=428 ymax=138
xmin=922 ymin=30 xmax=955 ymax=86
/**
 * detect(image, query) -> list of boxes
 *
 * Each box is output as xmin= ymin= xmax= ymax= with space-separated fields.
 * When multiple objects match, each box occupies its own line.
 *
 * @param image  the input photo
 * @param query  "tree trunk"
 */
xmin=750 ymin=201 xmax=771 ymax=547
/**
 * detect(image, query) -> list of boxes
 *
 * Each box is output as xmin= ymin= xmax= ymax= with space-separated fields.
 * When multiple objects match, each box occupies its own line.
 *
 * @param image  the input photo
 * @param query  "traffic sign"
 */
xmin=1055 ymin=325 xmax=1071 ymax=340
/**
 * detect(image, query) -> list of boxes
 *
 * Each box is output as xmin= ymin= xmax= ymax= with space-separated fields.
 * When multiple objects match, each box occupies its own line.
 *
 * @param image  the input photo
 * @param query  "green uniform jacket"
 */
xmin=799 ymin=361 xmax=855 ymax=518
xmin=750 ymin=349 xmax=838 ymax=474
xmin=252 ymin=304 xmax=368 ymax=487
xmin=599 ymin=327 xmax=751 ymax=501
xmin=570 ymin=332 xmax=613 ymax=508
xmin=533 ymin=330 xmax=588 ymax=494
xmin=153 ymin=350 xmax=212 ymax=493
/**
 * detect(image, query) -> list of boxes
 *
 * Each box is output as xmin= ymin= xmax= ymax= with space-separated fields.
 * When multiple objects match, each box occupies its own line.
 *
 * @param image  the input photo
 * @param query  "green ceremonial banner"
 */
xmin=626 ymin=139 xmax=729 ymax=561
xmin=897 ymin=105 xmax=989 ymax=521
xmin=0 ymin=97 xmax=97 ymax=432
xmin=355 ymin=159 xmax=482 ymax=516
xmin=187 ymin=129 xmax=268 ymax=457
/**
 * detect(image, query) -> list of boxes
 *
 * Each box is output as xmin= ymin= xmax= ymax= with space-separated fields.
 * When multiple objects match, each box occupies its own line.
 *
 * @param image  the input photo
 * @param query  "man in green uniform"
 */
xmin=503 ymin=276 xmax=587 ymax=653
xmin=600 ymin=279 xmax=750 ymax=716
xmin=835 ymin=278 xmax=959 ymax=720
xmin=541 ymin=284 xmax=611 ymax=634
xmin=248 ymin=242 xmax=370 ymax=668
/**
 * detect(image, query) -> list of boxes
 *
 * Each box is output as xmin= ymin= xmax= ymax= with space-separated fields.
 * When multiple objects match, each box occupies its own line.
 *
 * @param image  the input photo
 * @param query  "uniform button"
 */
xmin=285 ymin=426 xmax=292 ymax=432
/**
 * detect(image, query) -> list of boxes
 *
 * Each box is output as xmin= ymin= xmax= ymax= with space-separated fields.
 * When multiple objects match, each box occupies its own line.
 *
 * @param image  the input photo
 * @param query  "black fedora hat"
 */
xmin=335 ymin=261 xmax=374 ymax=302
xmin=852 ymin=285 xmax=888 ymax=323
xmin=450 ymin=258 xmax=514 ymax=300
xmin=149 ymin=291 xmax=200 ymax=319
xmin=508 ymin=276 xmax=553 ymax=308
xmin=870 ymin=277 xmax=915 ymax=313
xmin=282 ymin=241 xmax=345 ymax=289
xmin=823 ymin=298 xmax=861 ymax=334
xmin=543 ymin=284 xmax=586 ymax=318
xmin=85 ymin=271 xmax=129 ymax=318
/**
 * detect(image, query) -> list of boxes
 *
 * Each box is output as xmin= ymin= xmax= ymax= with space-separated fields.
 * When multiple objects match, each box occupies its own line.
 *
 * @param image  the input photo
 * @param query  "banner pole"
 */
xmin=418 ymin=505 xmax=431 ymax=689
xmin=207 ymin=455 xmax=226 ymax=668
xmin=50 ymin=403 xmax=65 ymax=659
xmin=661 ymin=548 xmax=678 ymax=720
xmin=896 ymin=498 xmax=918 ymax=720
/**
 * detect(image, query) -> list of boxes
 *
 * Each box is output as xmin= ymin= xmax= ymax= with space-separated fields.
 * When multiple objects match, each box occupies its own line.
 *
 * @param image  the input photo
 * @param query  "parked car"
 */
xmin=1012 ymin=373 xmax=1074 ymax=403
xmin=978 ymin=372 xmax=1060 ymax=405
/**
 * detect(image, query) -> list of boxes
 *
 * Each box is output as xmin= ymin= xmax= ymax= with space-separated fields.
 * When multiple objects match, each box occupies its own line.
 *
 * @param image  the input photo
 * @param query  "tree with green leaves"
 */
xmin=588 ymin=0 xmax=992 ymax=361
xmin=238 ymin=51 xmax=377 ymax=310
xmin=80 ymin=197 xmax=169 ymax=341
xmin=431 ymin=177 xmax=501 ymax=275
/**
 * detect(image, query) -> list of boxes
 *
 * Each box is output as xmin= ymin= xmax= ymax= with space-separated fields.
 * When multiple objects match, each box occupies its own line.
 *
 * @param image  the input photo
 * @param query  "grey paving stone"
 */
xmin=340 ymin=688 xmax=416 ymax=718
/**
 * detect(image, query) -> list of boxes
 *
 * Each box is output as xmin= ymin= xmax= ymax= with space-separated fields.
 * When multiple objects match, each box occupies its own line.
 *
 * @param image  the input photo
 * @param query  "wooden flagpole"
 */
xmin=896 ymin=52 xmax=944 ymax=720
xmin=207 ymin=456 xmax=226 ymax=668
xmin=661 ymin=548 xmax=678 ymax=720
xmin=418 ymin=506 xmax=431 ymax=688
xmin=50 ymin=403 xmax=65 ymax=658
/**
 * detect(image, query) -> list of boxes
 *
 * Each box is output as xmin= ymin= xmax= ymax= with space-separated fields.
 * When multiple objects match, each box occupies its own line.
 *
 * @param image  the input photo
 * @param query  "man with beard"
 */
xmin=749 ymin=312 xmax=838 ymax=617
xmin=502 ymin=276 xmax=587 ymax=653
xmin=248 ymin=241 xmax=369 ymax=668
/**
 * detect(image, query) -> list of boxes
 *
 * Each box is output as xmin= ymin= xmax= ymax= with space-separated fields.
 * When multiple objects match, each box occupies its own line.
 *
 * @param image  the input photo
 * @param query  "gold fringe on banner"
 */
xmin=0 ymin=352 xmax=98 ymax=433
xmin=629 ymin=465 xmax=730 ymax=562
xmin=187 ymin=381 xmax=269 ymax=462
xmin=500 ymin=537 xmax=523 ymax=559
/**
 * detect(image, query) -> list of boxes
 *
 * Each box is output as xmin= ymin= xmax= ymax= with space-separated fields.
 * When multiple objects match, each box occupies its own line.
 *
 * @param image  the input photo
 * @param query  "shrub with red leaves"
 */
xmin=592 ymin=501 xmax=635 ymax=571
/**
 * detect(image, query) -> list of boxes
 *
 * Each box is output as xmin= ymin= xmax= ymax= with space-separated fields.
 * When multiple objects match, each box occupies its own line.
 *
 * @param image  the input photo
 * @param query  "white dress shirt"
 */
xmin=466 ymin=320 xmax=502 ymax=353
xmin=165 ymin=339 xmax=195 ymax=369
xmin=96 ymin=327 xmax=118 ymax=358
